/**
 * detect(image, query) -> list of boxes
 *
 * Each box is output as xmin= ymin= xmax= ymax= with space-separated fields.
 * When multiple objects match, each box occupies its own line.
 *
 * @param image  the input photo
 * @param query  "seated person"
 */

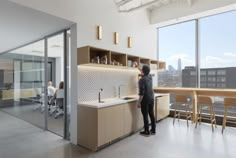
xmin=47 ymin=81 xmax=56 ymax=105
xmin=54 ymin=81 xmax=64 ymax=118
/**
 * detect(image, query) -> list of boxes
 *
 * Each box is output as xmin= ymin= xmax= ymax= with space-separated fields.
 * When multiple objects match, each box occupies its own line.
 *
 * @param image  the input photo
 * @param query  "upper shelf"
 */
xmin=77 ymin=46 xmax=166 ymax=70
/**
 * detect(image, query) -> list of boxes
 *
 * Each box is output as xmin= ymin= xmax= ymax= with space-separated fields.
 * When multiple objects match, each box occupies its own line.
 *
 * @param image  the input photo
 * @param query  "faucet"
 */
xmin=98 ymin=88 xmax=103 ymax=103
xmin=118 ymin=85 xmax=125 ymax=98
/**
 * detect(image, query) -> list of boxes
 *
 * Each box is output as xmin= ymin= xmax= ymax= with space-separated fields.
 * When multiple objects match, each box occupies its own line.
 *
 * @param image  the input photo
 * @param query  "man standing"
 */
xmin=137 ymin=64 xmax=156 ymax=136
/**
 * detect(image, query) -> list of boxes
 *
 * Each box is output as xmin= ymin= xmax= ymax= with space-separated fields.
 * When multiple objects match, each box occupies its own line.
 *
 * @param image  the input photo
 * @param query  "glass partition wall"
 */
xmin=0 ymin=40 xmax=46 ymax=129
xmin=0 ymin=30 xmax=70 ymax=138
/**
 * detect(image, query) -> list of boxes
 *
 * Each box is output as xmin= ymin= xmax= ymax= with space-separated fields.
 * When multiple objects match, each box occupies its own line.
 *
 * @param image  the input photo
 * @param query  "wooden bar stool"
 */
xmin=173 ymin=95 xmax=192 ymax=127
xmin=195 ymin=96 xmax=217 ymax=132
xmin=222 ymin=98 xmax=236 ymax=134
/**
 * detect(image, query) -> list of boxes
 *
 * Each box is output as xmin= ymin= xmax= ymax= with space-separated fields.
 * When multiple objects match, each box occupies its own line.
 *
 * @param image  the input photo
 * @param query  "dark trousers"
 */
xmin=141 ymin=99 xmax=156 ymax=132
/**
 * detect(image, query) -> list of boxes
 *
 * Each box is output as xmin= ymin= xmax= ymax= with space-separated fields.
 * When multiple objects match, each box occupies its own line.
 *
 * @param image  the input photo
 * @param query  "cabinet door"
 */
xmin=123 ymin=103 xmax=132 ymax=135
xmin=97 ymin=105 xmax=124 ymax=146
xmin=110 ymin=104 xmax=124 ymax=141
xmin=97 ymin=107 xmax=111 ymax=146
xmin=156 ymin=95 xmax=170 ymax=121
xmin=124 ymin=102 xmax=143 ymax=135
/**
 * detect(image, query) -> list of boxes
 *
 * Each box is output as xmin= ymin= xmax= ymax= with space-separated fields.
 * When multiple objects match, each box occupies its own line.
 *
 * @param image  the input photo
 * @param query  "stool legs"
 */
xmin=173 ymin=103 xmax=191 ymax=127
xmin=195 ymin=104 xmax=202 ymax=128
xmin=195 ymin=104 xmax=216 ymax=132
xmin=210 ymin=106 xmax=214 ymax=132
xmin=222 ymin=106 xmax=227 ymax=134
xmin=185 ymin=103 xmax=191 ymax=127
xmin=173 ymin=103 xmax=179 ymax=125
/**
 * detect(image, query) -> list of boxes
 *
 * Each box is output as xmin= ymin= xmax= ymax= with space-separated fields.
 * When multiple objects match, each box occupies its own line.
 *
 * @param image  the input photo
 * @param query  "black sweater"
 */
xmin=138 ymin=74 xmax=154 ymax=104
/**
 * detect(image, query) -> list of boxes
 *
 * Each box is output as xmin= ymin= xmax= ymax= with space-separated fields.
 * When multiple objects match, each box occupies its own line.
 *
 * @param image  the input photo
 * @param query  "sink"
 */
xmin=122 ymin=97 xmax=135 ymax=100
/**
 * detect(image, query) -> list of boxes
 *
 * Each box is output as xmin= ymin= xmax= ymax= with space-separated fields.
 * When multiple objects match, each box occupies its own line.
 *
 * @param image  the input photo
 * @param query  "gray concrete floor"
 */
xmin=0 ymin=110 xmax=235 ymax=158
xmin=1 ymin=103 xmax=64 ymax=136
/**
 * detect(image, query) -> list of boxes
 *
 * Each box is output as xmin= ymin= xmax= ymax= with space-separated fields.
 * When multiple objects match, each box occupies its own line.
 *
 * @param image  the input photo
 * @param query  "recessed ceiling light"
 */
xmin=32 ymin=50 xmax=43 ymax=53
xmin=51 ymin=45 xmax=62 ymax=48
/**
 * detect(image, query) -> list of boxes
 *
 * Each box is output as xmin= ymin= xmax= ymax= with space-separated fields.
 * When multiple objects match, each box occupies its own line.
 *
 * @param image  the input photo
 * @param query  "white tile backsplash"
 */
xmin=78 ymin=66 xmax=139 ymax=102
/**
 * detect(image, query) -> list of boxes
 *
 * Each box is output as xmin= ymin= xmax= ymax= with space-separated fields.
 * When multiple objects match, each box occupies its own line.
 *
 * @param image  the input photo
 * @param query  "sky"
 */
xmin=158 ymin=10 xmax=236 ymax=70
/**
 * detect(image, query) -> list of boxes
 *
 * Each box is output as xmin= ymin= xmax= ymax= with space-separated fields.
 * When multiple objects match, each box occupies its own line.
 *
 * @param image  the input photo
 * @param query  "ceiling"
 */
xmin=0 ymin=0 xmax=74 ymax=54
xmin=114 ymin=0 xmax=193 ymax=12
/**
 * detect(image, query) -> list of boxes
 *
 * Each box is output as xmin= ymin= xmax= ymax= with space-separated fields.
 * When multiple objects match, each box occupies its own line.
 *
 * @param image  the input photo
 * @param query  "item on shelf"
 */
xmin=132 ymin=61 xmax=138 ymax=67
xmin=150 ymin=63 xmax=157 ymax=69
xmin=112 ymin=60 xmax=119 ymax=66
xmin=140 ymin=63 xmax=145 ymax=67
xmin=96 ymin=56 xmax=100 ymax=64
xmin=128 ymin=60 xmax=132 ymax=67
xmin=100 ymin=55 xmax=108 ymax=64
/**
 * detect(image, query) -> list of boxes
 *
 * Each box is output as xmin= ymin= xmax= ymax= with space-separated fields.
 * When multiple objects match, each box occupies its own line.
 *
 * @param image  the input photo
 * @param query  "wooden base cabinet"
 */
xmin=155 ymin=94 xmax=170 ymax=121
xmin=97 ymin=105 xmax=124 ymax=146
xmin=77 ymin=101 xmax=143 ymax=151
xmin=123 ymin=102 xmax=143 ymax=135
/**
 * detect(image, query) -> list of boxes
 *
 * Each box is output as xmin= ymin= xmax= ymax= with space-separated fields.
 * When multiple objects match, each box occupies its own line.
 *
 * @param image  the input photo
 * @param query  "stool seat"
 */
xmin=222 ymin=98 xmax=236 ymax=134
xmin=195 ymin=96 xmax=216 ymax=132
xmin=173 ymin=95 xmax=192 ymax=127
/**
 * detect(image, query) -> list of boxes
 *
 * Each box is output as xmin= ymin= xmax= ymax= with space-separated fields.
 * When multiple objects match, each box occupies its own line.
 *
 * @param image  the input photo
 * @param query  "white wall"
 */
xmin=77 ymin=66 xmax=139 ymax=103
xmin=10 ymin=0 xmax=157 ymax=59
xmin=150 ymin=0 xmax=236 ymax=27
xmin=0 ymin=0 xmax=73 ymax=53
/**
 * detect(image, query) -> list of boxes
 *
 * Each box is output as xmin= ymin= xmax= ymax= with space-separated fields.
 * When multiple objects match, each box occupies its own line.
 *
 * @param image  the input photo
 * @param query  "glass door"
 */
xmin=47 ymin=32 xmax=65 ymax=136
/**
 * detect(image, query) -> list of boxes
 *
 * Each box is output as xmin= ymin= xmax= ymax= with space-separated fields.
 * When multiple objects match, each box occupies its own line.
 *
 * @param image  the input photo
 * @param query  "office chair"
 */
xmin=54 ymin=89 xmax=64 ymax=119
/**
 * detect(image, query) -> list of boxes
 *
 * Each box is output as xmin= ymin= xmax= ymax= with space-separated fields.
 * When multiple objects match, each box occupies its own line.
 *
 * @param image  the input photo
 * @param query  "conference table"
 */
xmin=153 ymin=87 xmax=236 ymax=121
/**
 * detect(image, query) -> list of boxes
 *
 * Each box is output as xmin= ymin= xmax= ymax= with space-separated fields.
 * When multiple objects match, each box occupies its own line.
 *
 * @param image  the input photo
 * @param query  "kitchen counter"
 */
xmin=77 ymin=93 xmax=170 ymax=151
xmin=78 ymin=93 xmax=169 ymax=108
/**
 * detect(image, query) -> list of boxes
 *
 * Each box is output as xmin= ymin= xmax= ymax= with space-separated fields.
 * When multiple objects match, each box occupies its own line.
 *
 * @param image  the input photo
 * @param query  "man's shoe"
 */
xmin=140 ymin=131 xmax=150 ymax=137
xmin=150 ymin=130 xmax=156 ymax=135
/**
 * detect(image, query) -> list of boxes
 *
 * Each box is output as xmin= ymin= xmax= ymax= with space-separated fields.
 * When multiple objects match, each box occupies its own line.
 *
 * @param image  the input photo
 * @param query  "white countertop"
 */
xmin=78 ymin=93 xmax=169 ymax=109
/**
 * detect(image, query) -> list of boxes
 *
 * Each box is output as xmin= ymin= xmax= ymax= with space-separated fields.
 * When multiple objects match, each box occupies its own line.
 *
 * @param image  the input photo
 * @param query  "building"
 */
xmin=182 ymin=66 xmax=236 ymax=88
xmin=177 ymin=57 xmax=182 ymax=71
xmin=168 ymin=65 xmax=176 ymax=72
xmin=182 ymin=66 xmax=197 ymax=87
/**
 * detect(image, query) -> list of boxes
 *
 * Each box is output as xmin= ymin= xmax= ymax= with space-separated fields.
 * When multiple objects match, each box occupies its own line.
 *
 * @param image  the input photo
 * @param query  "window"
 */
xmin=200 ymin=71 xmax=206 ymax=75
xmin=158 ymin=21 xmax=196 ymax=110
xmin=208 ymin=70 xmax=216 ymax=75
xmin=199 ymin=11 xmax=236 ymax=115
xmin=200 ymin=11 xmax=236 ymax=89
xmin=201 ymin=77 xmax=206 ymax=82
xmin=217 ymin=77 xmax=226 ymax=82
xmin=217 ymin=70 xmax=226 ymax=75
xmin=190 ymin=71 xmax=196 ymax=76
xmin=158 ymin=11 xmax=236 ymax=116
xmin=158 ymin=21 xmax=196 ymax=88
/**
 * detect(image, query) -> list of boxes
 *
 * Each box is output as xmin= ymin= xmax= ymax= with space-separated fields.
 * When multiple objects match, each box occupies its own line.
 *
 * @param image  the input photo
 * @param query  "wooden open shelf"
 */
xmin=90 ymin=47 xmax=110 ymax=64
xmin=110 ymin=51 xmax=127 ymax=66
xmin=140 ymin=57 xmax=150 ymax=66
xmin=77 ymin=46 xmax=165 ymax=70
xmin=150 ymin=60 xmax=158 ymax=70
xmin=151 ymin=60 xmax=158 ymax=65
xmin=127 ymin=55 xmax=140 ymax=68
xmin=158 ymin=61 xmax=166 ymax=70
xmin=77 ymin=46 xmax=110 ymax=65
